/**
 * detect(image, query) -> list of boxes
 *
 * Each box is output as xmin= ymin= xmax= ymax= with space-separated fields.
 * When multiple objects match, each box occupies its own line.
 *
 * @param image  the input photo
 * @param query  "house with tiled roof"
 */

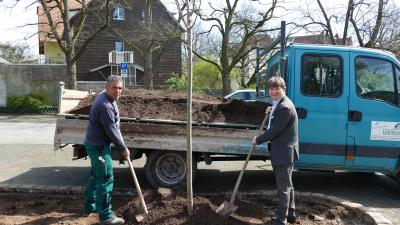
xmin=38 ymin=0 xmax=85 ymax=64
xmin=37 ymin=0 xmax=182 ymax=88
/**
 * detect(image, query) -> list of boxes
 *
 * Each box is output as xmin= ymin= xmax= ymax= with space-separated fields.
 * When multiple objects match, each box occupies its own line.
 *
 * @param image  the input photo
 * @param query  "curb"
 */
xmin=0 ymin=183 xmax=392 ymax=225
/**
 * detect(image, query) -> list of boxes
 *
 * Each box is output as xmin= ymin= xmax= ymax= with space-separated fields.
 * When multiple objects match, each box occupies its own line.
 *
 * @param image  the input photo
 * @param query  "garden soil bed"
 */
xmin=68 ymin=89 xmax=270 ymax=125
xmin=0 ymin=190 xmax=374 ymax=225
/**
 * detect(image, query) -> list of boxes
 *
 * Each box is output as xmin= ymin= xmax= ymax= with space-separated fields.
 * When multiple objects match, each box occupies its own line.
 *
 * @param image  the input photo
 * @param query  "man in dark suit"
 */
xmin=252 ymin=76 xmax=299 ymax=225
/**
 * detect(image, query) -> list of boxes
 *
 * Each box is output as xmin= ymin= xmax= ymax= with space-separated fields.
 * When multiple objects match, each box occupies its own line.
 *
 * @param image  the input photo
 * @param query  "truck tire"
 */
xmin=145 ymin=151 xmax=197 ymax=188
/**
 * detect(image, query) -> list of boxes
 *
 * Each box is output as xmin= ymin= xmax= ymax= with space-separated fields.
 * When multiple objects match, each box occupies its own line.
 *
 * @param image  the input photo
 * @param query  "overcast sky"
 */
xmin=0 ymin=0 xmax=38 ymax=55
xmin=0 ymin=0 xmax=399 ymax=57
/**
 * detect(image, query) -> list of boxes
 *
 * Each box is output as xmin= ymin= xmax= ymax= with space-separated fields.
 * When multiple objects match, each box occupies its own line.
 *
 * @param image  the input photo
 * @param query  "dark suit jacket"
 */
xmin=256 ymin=96 xmax=299 ymax=167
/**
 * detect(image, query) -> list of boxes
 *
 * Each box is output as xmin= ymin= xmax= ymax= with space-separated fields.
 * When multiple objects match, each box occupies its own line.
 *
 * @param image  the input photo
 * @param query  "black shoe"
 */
xmin=287 ymin=215 xmax=296 ymax=224
xmin=272 ymin=215 xmax=296 ymax=224
xmin=271 ymin=217 xmax=284 ymax=225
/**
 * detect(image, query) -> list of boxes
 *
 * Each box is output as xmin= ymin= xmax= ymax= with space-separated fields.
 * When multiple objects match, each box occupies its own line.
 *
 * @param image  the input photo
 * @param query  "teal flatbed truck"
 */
xmin=54 ymin=21 xmax=400 ymax=188
xmin=255 ymin=21 xmax=400 ymax=185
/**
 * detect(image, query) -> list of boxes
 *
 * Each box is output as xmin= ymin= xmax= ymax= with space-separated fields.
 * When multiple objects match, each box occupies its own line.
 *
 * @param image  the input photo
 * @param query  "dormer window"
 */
xmin=113 ymin=7 xmax=125 ymax=20
xmin=140 ymin=9 xmax=145 ymax=22
xmin=115 ymin=41 xmax=124 ymax=51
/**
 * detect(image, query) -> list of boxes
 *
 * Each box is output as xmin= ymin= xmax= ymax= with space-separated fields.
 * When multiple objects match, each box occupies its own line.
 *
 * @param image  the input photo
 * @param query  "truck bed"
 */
xmin=54 ymin=114 xmax=269 ymax=156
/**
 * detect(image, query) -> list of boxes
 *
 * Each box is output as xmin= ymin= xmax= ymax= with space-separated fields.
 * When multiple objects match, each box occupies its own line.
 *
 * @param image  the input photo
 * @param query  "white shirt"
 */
xmin=267 ymin=98 xmax=282 ymax=130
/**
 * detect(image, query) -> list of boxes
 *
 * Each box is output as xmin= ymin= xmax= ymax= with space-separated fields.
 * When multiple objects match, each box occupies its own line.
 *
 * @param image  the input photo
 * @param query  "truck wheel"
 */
xmin=145 ymin=151 xmax=197 ymax=188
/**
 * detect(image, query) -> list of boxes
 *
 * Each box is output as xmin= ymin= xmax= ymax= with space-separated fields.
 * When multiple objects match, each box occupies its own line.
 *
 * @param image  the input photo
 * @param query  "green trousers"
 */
xmin=83 ymin=144 xmax=114 ymax=221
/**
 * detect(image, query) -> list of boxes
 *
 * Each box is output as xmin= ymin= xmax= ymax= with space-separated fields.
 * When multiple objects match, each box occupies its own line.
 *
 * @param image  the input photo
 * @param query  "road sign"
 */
xmin=120 ymin=62 xmax=128 ymax=70
xmin=121 ymin=68 xmax=128 ymax=78
xmin=120 ymin=63 xmax=128 ymax=78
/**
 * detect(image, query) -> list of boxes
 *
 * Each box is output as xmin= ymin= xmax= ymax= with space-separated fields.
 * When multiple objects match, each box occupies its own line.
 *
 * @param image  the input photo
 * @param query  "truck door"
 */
xmin=348 ymin=53 xmax=400 ymax=173
xmin=293 ymin=49 xmax=349 ymax=168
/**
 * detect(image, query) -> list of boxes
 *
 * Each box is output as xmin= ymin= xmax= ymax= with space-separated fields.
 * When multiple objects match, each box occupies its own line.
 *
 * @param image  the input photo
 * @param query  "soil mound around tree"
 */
xmin=119 ymin=189 xmax=374 ymax=225
xmin=0 ymin=191 xmax=375 ymax=225
xmin=67 ymin=88 xmax=270 ymax=125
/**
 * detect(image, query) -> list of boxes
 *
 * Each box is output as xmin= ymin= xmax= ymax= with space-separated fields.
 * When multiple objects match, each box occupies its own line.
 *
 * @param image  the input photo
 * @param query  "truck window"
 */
xmin=258 ymin=62 xmax=279 ymax=97
xmin=268 ymin=62 xmax=280 ymax=79
xmin=355 ymin=57 xmax=396 ymax=105
xmin=301 ymin=55 xmax=342 ymax=96
xmin=258 ymin=57 xmax=288 ymax=98
xmin=257 ymin=74 xmax=267 ymax=97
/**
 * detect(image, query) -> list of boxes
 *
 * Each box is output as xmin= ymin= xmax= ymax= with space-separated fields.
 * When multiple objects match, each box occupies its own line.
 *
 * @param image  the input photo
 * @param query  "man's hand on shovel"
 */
xmin=122 ymin=148 xmax=130 ymax=160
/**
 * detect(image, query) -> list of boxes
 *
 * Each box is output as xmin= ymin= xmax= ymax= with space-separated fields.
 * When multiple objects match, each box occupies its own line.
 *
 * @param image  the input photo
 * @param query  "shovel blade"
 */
xmin=215 ymin=201 xmax=238 ymax=218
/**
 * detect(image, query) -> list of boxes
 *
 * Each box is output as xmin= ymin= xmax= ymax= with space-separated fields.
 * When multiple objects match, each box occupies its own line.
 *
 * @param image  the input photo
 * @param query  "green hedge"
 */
xmin=0 ymin=95 xmax=57 ymax=113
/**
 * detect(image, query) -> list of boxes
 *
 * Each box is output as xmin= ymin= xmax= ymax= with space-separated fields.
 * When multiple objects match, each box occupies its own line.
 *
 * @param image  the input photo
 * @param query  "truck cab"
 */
xmin=257 ymin=43 xmax=400 ymax=180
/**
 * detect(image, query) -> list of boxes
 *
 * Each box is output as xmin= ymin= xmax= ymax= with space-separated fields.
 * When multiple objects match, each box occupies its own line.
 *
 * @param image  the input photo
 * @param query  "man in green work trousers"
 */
xmin=84 ymin=75 xmax=130 ymax=225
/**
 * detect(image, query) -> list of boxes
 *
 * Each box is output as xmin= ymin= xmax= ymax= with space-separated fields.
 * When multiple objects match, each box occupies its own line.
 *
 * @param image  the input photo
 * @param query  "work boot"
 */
xmin=99 ymin=215 xmax=125 ymax=225
xmin=287 ymin=215 xmax=296 ymax=224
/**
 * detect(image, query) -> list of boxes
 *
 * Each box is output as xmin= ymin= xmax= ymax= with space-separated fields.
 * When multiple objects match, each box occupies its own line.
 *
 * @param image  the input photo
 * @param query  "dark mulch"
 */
xmin=0 ymin=191 xmax=373 ymax=225
xmin=68 ymin=88 xmax=270 ymax=125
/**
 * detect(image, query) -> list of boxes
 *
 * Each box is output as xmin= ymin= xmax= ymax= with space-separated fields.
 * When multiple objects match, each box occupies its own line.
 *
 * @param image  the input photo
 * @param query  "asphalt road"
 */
xmin=0 ymin=114 xmax=399 ymax=224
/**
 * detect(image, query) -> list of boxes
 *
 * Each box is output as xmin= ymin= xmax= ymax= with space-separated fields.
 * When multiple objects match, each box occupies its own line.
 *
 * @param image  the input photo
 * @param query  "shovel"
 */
xmin=127 ymin=158 xmax=148 ymax=222
xmin=216 ymin=111 xmax=270 ymax=217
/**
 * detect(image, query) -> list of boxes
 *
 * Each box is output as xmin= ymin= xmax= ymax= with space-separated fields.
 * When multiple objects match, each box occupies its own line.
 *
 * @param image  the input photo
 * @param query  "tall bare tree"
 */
xmin=350 ymin=0 xmax=387 ymax=47
xmin=376 ymin=3 xmax=400 ymax=57
xmin=294 ymin=0 xmax=352 ymax=45
xmin=294 ymin=0 xmax=397 ymax=49
xmin=193 ymin=0 xmax=279 ymax=95
xmin=38 ymin=0 xmax=113 ymax=89
xmin=173 ymin=0 xmax=201 ymax=214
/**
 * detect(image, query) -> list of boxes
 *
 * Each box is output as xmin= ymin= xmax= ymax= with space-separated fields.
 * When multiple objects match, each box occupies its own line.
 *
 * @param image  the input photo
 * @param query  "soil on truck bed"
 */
xmin=0 ymin=191 xmax=373 ymax=225
xmin=68 ymin=89 xmax=270 ymax=125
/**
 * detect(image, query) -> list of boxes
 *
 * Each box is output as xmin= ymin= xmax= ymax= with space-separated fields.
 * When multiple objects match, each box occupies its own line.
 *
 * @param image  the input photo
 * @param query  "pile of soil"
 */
xmin=68 ymin=89 xmax=270 ymax=125
xmin=0 ymin=191 xmax=374 ymax=225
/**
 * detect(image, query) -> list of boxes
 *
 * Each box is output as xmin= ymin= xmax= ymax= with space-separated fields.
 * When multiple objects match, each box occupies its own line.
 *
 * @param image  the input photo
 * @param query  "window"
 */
xmin=356 ymin=57 xmax=396 ymax=104
xmin=249 ymin=91 xmax=257 ymax=101
xmin=258 ymin=60 xmax=280 ymax=97
xmin=257 ymin=74 xmax=267 ymax=97
xmin=268 ymin=61 xmax=280 ymax=79
xmin=140 ymin=9 xmax=145 ymax=22
xmin=113 ymin=7 xmax=125 ymax=20
xmin=302 ymin=55 xmax=342 ymax=96
xmin=115 ymin=41 xmax=124 ymax=51
xmin=231 ymin=92 xmax=245 ymax=100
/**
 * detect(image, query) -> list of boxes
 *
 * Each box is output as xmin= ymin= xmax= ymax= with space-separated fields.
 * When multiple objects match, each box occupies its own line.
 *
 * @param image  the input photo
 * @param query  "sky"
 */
xmin=0 ymin=0 xmax=399 ymax=58
xmin=0 ymin=0 xmax=39 ymax=56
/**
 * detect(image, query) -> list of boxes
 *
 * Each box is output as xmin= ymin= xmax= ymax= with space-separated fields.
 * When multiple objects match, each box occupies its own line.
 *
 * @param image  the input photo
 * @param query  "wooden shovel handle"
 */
xmin=127 ymin=159 xmax=148 ymax=215
xmin=229 ymin=112 xmax=270 ymax=203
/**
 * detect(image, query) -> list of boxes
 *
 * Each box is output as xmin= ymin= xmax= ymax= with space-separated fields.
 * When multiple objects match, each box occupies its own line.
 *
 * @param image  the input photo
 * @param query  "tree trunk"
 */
xmin=365 ymin=0 xmax=385 ymax=47
xmin=144 ymin=53 xmax=153 ymax=90
xmin=185 ymin=0 xmax=193 ymax=214
xmin=65 ymin=51 xmax=77 ymax=89
xmin=144 ymin=0 xmax=154 ymax=90
xmin=222 ymin=70 xmax=232 ymax=96
xmin=221 ymin=26 xmax=231 ymax=96
xmin=342 ymin=0 xmax=353 ymax=45
xmin=66 ymin=62 xmax=77 ymax=90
